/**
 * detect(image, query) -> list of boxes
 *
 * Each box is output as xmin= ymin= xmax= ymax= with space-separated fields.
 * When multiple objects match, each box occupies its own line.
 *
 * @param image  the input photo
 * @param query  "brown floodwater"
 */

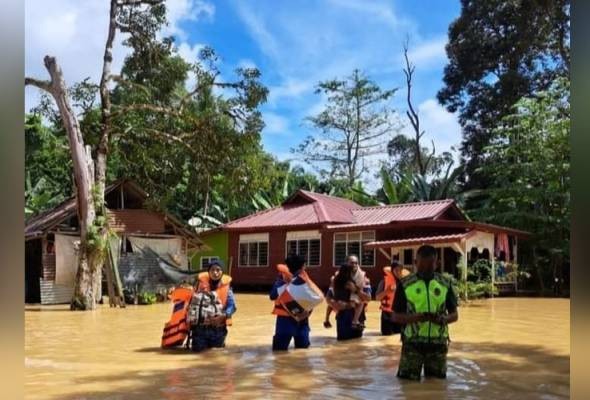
xmin=25 ymin=295 xmax=569 ymax=400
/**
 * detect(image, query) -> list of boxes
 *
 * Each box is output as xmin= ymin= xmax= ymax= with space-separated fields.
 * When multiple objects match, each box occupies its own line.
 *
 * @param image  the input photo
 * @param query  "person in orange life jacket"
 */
xmin=392 ymin=245 xmax=458 ymax=380
xmin=191 ymin=260 xmax=236 ymax=352
xmin=270 ymin=254 xmax=312 ymax=351
xmin=326 ymin=255 xmax=372 ymax=340
xmin=375 ymin=259 xmax=410 ymax=336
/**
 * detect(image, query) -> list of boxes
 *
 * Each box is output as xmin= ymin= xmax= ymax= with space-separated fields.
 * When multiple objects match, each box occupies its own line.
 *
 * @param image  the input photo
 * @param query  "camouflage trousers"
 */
xmin=397 ymin=342 xmax=448 ymax=380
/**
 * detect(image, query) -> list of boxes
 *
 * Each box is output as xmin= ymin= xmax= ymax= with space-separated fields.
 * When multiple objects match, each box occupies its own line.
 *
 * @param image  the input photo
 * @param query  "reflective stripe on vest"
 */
xmin=161 ymin=287 xmax=193 ymax=348
xmin=380 ymin=266 xmax=396 ymax=313
xmin=402 ymin=273 xmax=449 ymax=344
xmin=197 ymin=272 xmax=233 ymax=326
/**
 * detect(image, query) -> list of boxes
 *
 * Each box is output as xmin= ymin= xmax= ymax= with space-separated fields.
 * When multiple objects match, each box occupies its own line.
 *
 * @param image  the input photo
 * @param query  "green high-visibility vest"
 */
xmin=401 ymin=272 xmax=450 ymax=344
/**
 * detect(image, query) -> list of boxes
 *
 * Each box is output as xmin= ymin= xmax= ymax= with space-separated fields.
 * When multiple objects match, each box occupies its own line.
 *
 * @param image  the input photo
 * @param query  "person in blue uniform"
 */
xmin=269 ymin=254 xmax=312 ymax=351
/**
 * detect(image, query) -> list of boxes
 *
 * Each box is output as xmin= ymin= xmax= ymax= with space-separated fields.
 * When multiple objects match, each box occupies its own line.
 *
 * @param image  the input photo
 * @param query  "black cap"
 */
xmin=207 ymin=259 xmax=225 ymax=270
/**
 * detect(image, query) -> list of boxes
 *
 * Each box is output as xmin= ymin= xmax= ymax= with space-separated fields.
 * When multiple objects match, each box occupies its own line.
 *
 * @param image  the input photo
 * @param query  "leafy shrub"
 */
xmin=443 ymin=272 xmax=497 ymax=303
xmin=137 ymin=291 xmax=157 ymax=305
xmin=469 ymin=259 xmax=492 ymax=282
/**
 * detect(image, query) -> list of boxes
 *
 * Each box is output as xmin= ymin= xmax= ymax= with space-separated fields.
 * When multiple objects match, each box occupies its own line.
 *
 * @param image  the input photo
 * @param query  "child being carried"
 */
xmin=332 ymin=263 xmax=367 ymax=329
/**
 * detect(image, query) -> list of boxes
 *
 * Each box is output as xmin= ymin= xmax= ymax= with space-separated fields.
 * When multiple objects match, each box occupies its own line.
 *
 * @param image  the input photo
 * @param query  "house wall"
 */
xmin=39 ymin=235 xmax=75 ymax=305
xmin=227 ymin=225 xmax=470 ymax=291
xmin=229 ymin=229 xmax=289 ymax=287
xmin=190 ymin=231 xmax=229 ymax=271
xmin=41 ymin=236 xmax=56 ymax=281
xmin=35 ymin=232 xmax=192 ymax=304
xmin=228 ymin=227 xmax=391 ymax=290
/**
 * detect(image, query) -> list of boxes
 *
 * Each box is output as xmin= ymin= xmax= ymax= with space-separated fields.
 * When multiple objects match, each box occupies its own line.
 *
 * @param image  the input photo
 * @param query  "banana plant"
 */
xmin=25 ymin=174 xmax=65 ymax=218
xmin=377 ymin=167 xmax=413 ymax=205
xmin=251 ymin=170 xmax=292 ymax=211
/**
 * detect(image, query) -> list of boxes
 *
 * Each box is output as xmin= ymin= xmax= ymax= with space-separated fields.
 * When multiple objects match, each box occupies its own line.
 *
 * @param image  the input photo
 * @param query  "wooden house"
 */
xmin=216 ymin=190 xmax=529 ymax=292
xmin=24 ymin=179 xmax=205 ymax=304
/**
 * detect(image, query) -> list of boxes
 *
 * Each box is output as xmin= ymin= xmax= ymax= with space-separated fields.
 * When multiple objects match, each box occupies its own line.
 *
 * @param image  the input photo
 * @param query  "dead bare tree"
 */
xmin=25 ymin=0 xmax=164 ymax=310
xmin=402 ymin=39 xmax=435 ymax=177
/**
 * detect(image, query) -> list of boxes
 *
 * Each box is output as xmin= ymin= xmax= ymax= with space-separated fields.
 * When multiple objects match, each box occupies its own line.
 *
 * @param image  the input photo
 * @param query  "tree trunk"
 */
xmin=25 ymin=56 xmax=99 ymax=310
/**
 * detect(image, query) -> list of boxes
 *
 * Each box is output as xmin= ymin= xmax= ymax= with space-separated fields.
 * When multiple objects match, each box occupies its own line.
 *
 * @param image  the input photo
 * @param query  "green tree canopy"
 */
xmin=438 ymin=0 xmax=570 ymax=193
xmin=294 ymin=69 xmax=401 ymax=188
xmin=476 ymin=78 xmax=569 ymax=290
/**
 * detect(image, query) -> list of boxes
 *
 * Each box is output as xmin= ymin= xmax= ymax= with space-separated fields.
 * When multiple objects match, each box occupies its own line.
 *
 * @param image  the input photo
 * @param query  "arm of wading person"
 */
xmin=356 ymin=279 xmax=372 ymax=303
xmin=269 ymin=278 xmax=285 ymax=301
xmin=210 ymin=288 xmax=236 ymax=327
xmin=374 ymin=280 xmax=386 ymax=302
xmin=325 ymin=287 xmax=347 ymax=311
xmin=225 ymin=288 xmax=237 ymax=317
xmin=437 ymin=285 xmax=459 ymax=325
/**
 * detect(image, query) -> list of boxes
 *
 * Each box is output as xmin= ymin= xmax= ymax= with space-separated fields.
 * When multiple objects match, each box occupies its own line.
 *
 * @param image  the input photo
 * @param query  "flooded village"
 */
xmin=24 ymin=0 xmax=570 ymax=399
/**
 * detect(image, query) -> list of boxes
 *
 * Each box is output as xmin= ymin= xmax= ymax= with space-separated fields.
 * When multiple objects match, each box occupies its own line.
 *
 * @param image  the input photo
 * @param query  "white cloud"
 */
xmin=163 ymin=0 xmax=215 ymax=39
xmin=263 ymin=112 xmax=289 ymax=135
xmin=268 ymin=79 xmax=314 ymax=105
xmin=326 ymin=0 xmax=402 ymax=29
xmin=400 ymin=98 xmax=461 ymax=159
xmin=233 ymin=4 xmax=279 ymax=60
xmin=25 ymin=0 xmax=213 ymax=111
xmin=176 ymin=42 xmax=205 ymax=64
xmin=406 ymin=36 xmax=448 ymax=68
xmin=25 ymin=0 xmax=128 ymax=110
xmin=237 ymin=58 xmax=257 ymax=69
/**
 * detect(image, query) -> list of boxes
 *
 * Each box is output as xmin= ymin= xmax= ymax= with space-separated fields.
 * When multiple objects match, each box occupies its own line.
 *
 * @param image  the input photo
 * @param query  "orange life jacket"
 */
xmin=271 ymin=264 xmax=323 ymax=317
xmin=161 ymin=286 xmax=193 ymax=348
xmin=272 ymin=264 xmax=294 ymax=317
xmin=379 ymin=266 xmax=396 ymax=313
xmin=197 ymin=272 xmax=233 ymax=326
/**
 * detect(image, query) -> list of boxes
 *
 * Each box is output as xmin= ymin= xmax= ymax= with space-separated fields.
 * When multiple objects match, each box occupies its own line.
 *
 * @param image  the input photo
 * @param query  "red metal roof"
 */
xmin=222 ymin=191 xmax=461 ymax=230
xmin=364 ymin=232 xmax=473 ymax=249
xmin=350 ymin=199 xmax=454 ymax=226
xmin=301 ymin=190 xmax=358 ymax=223
xmin=223 ymin=203 xmax=321 ymax=229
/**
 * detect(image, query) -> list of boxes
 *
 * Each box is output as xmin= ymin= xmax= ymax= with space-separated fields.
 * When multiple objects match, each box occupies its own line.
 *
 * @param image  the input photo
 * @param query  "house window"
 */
xmin=238 ymin=233 xmax=269 ymax=267
xmin=285 ymin=230 xmax=321 ymax=267
xmin=333 ymin=231 xmax=375 ymax=267
xmin=403 ymin=249 xmax=414 ymax=265
xmin=200 ymin=256 xmax=220 ymax=269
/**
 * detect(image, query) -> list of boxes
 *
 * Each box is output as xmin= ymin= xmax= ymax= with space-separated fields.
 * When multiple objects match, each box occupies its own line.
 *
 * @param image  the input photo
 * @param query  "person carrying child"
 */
xmin=326 ymin=255 xmax=372 ymax=340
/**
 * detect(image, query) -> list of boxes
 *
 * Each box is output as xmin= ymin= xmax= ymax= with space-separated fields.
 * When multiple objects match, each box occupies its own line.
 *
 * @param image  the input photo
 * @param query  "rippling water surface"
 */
xmin=25 ymin=295 xmax=570 ymax=399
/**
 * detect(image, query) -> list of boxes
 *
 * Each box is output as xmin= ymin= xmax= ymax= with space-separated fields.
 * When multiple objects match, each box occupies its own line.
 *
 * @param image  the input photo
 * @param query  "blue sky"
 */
xmin=25 ymin=0 xmax=462 ymax=184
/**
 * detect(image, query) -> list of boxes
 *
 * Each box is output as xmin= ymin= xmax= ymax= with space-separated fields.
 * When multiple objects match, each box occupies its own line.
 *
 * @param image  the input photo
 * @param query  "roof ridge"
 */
xmin=222 ymin=205 xmax=281 ymax=227
xmin=312 ymin=199 xmax=329 ymax=222
xmin=300 ymin=189 xmax=359 ymax=202
xmin=352 ymin=199 xmax=454 ymax=211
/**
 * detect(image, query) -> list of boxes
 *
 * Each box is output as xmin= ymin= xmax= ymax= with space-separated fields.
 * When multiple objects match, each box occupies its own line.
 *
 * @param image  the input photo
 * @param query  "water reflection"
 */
xmin=25 ymin=296 xmax=569 ymax=399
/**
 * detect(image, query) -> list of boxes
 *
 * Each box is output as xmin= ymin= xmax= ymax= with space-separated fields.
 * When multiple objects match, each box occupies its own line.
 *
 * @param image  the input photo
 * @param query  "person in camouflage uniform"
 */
xmin=392 ymin=245 xmax=459 ymax=380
